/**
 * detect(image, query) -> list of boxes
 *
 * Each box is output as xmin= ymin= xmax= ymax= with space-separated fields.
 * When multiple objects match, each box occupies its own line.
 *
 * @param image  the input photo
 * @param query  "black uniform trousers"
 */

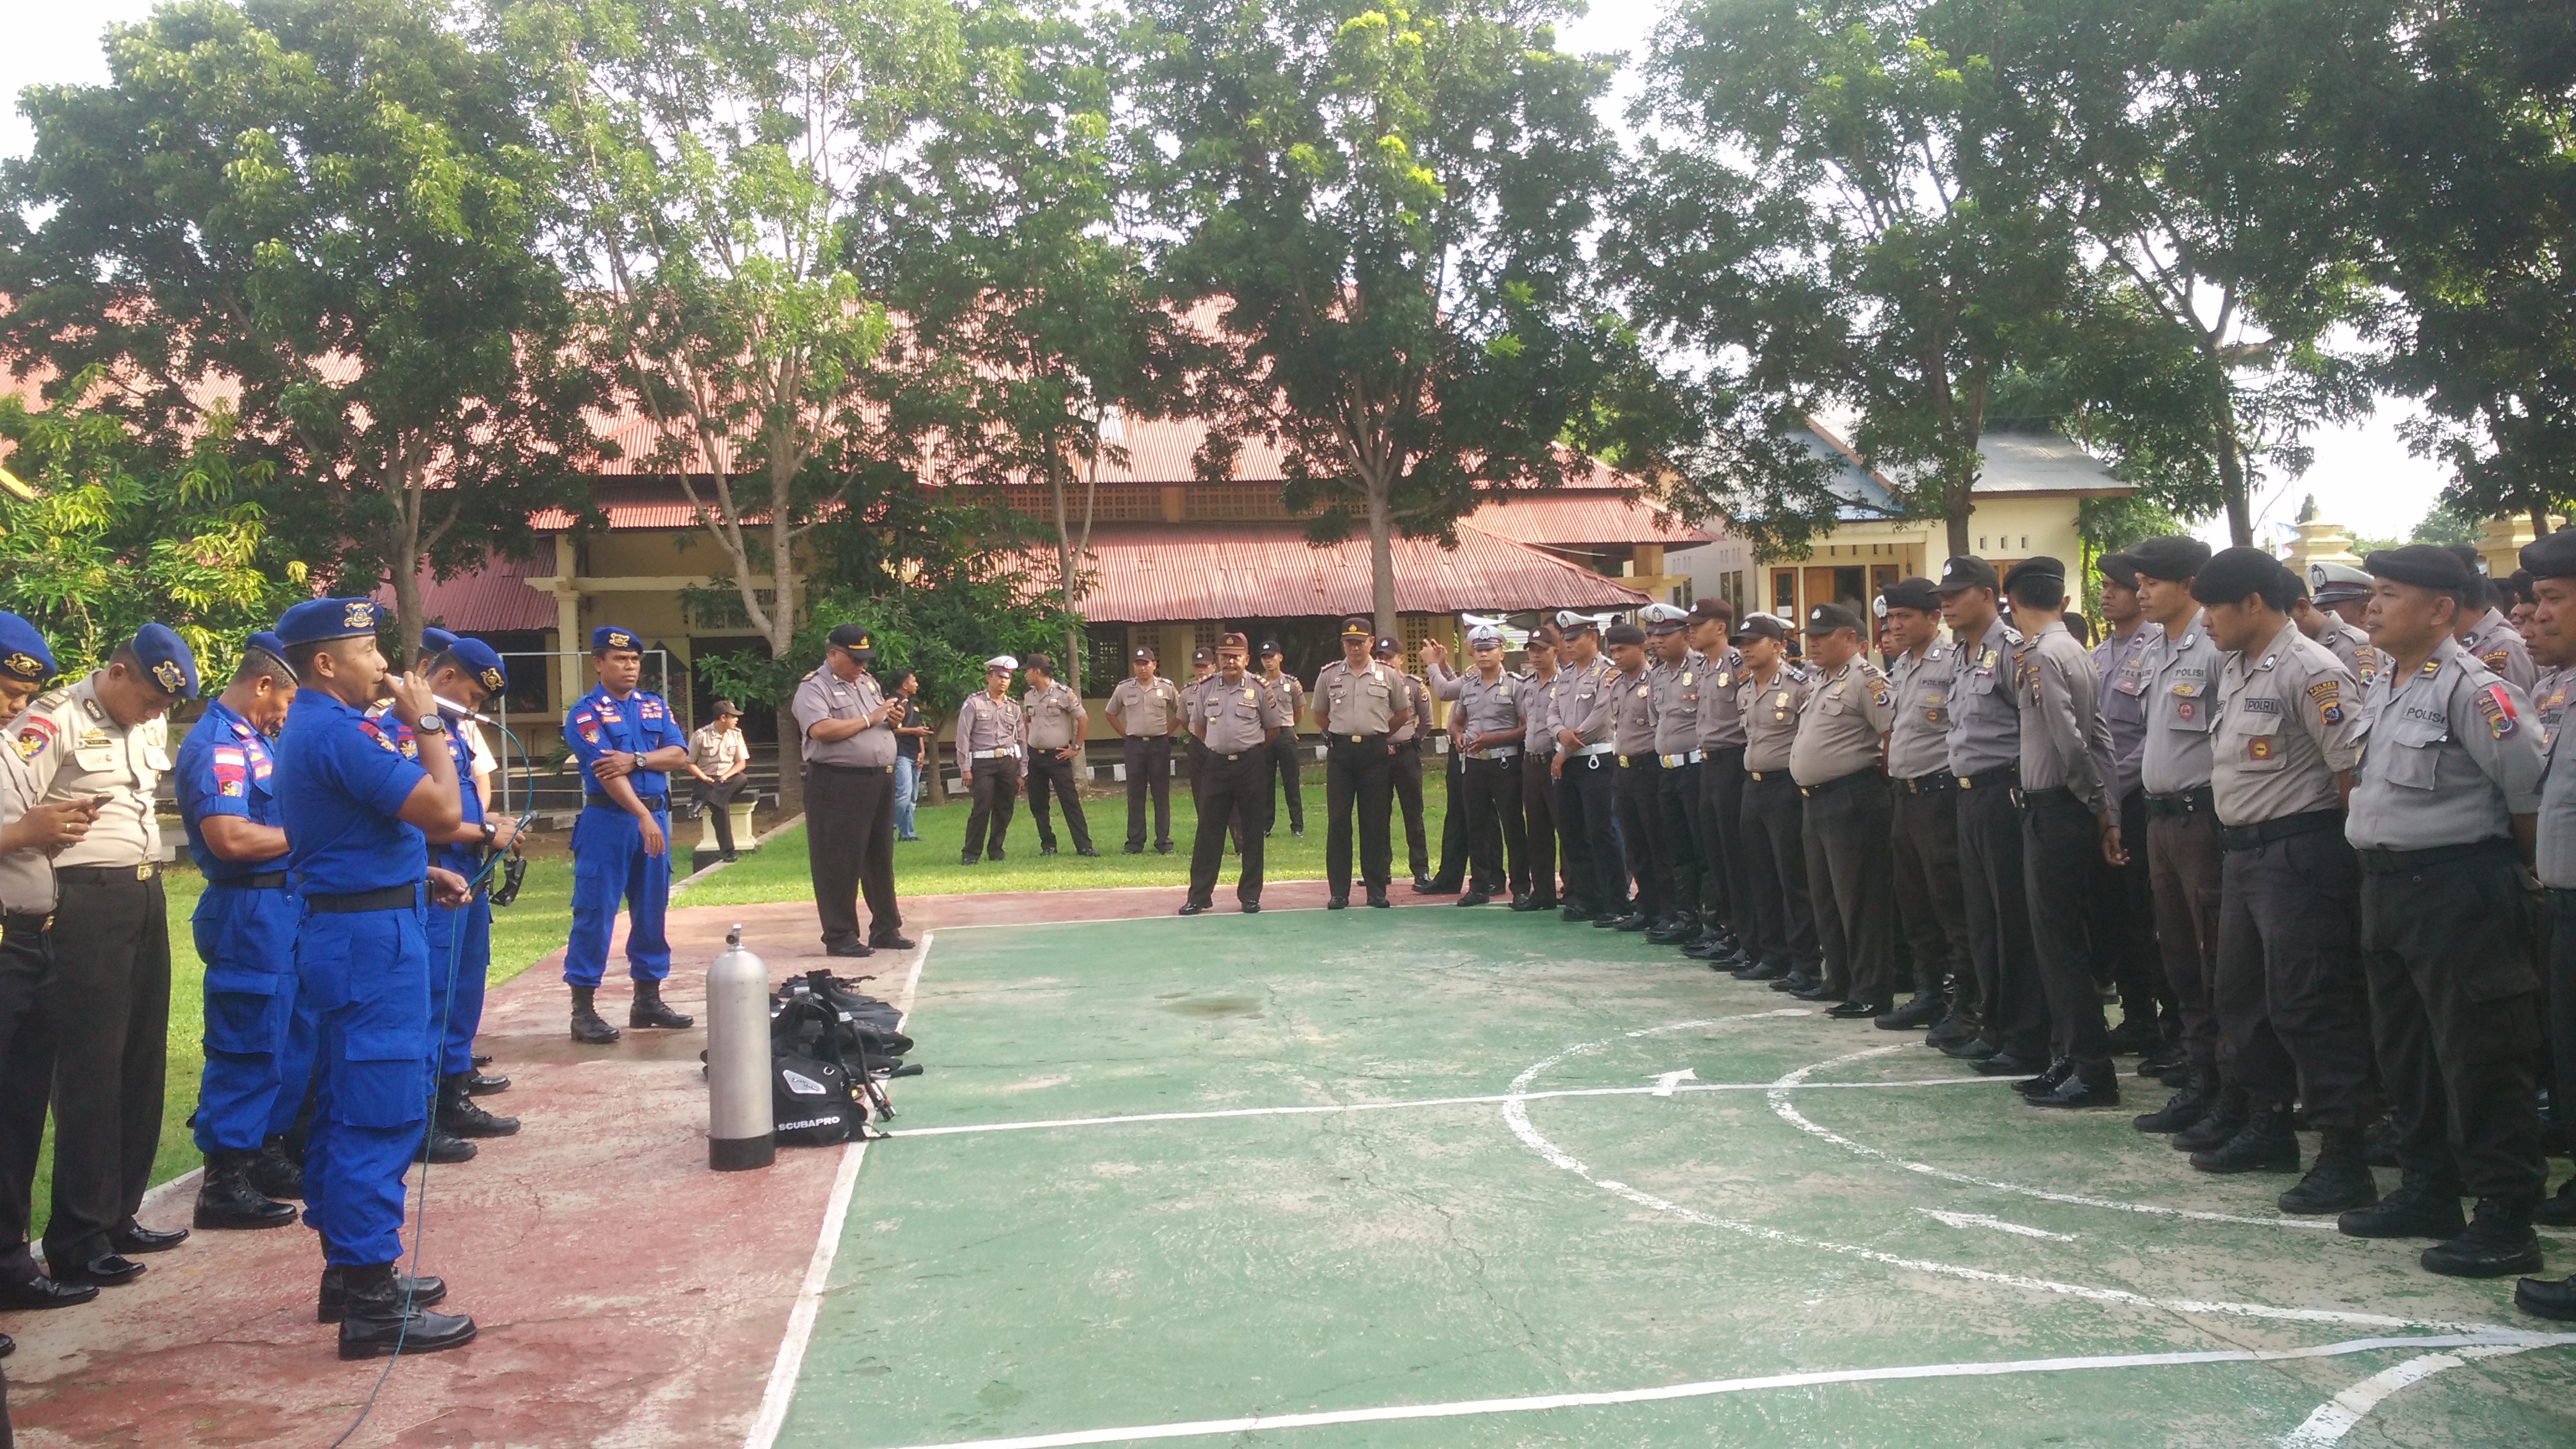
xmin=1323 ymin=734 xmax=1395 ymax=895
xmin=2020 ymin=789 xmax=2111 ymax=1064
xmin=1024 ymin=748 xmax=1094 ymax=853
xmin=1803 ymin=770 xmax=1894 ymax=1008
xmin=1612 ymin=759 xmax=1673 ymax=920
xmin=1700 ymin=746 xmax=1748 ymax=933
xmin=1557 ymin=752 xmax=1626 ymax=915
xmin=693 ymin=772 xmax=749 ymax=854
xmin=1460 ymin=754 xmax=1527 ymax=895
xmin=2547 ymin=892 xmax=2576 ymax=1173
xmin=1189 ymin=748 xmax=1268 ymax=907
xmin=2358 ymin=842 xmax=2547 ymax=1200
xmin=40 ymin=871 xmax=170 ymax=1264
xmin=2214 ymin=817 xmax=2377 ymax=1126
xmin=1956 ymin=771 xmax=2046 ymax=1060
xmin=1739 ymin=770 xmax=1819 ymax=970
xmin=1520 ymin=754 xmax=1559 ymax=906
xmin=2146 ymin=801 xmax=2226 ymax=1076
xmin=1653 ymin=759 xmax=1705 ymax=923
xmin=1388 ymin=741 xmax=1431 ymax=880
xmin=1889 ymin=775 xmax=1975 ymax=1012
xmin=2087 ymin=786 xmax=2168 ymax=1029
xmin=807 ymin=762 xmax=902 ymax=948
xmin=1123 ymin=735 xmax=1174 ymax=850
xmin=0 ymin=918 xmax=54 ymax=1258
xmin=1266 ymin=733 xmax=1306 ymax=833
xmin=962 ymin=755 xmax=1021 ymax=861
xmin=1430 ymin=747 xmax=1468 ymax=890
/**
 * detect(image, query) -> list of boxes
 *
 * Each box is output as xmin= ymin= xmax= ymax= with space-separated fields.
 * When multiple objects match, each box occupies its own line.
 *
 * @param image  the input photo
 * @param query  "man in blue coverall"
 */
xmin=561 ymin=625 xmax=694 ymax=1044
xmin=272 ymin=596 xmax=477 ymax=1357
xmin=417 ymin=639 xmax=521 ymax=1141
xmin=177 ymin=631 xmax=309 ymax=1230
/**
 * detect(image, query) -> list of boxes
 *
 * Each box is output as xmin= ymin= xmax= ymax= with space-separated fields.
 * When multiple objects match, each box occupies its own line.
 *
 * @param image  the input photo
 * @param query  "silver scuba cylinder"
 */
xmin=707 ymin=924 xmax=776 ymax=1170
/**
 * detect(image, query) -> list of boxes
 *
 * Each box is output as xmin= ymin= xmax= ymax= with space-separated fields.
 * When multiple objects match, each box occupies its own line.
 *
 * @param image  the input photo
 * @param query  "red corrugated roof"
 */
xmin=1062 ymin=522 xmax=1648 ymax=624
xmin=372 ymin=550 xmax=557 ymax=633
xmin=1464 ymin=490 xmax=1711 ymax=547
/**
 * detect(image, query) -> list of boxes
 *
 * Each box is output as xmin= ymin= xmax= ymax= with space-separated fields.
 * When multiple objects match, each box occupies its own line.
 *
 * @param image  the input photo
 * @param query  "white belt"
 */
xmin=1658 ymin=749 xmax=1704 ymax=768
xmin=1470 ymin=746 xmax=1519 ymax=760
xmin=1571 ymin=742 xmax=1615 ymax=757
xmin=970 ymin=747 xmax=1020 ymax=760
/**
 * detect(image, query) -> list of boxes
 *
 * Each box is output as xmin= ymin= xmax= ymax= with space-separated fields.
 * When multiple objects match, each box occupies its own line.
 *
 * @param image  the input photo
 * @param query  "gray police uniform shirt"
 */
xmin=1944 ymin=617 xmax=2024 ymax=780
xmin=2016 ymin=620 xmax=2112 ymax=814
xmin=2538 ymin=672 xmax=2576 ymax=888
xmin=1648 ymin=650 xmax=1704 ymax=756
xmin=1313 ymin=659 xmax=1406 ymax=738
xmin=1551 ymin=655 xmax=1617 ymax=751
xmin=2531 ymin=666 xmax=2571 ymax=748
xmin=2465 ymin=607 xmax=2538 ymax=691
xmin=19 ymin=673 xmax=168 ymax=868
xmin=2139 ymin=621 xmax=2224 ymax=796
xmin=1697 ymin=645 xmax=1749 ymax=750
xmin=1428 ymin=661 xmax=1525 ymax=756
xmin=2314 ymin=616 xmax=2384 ymax=690
xmin=1177 ymin=674 xmax=1216 ymax=738
xmin=1108 ymin=675 xmax=1183 ymax=736
xmin=1386 ymin=672 xmax=1432 ymax=746
xmin=955 ymin=692 xmax=1025 ymax=757
xmin=1790 ymin=658 xmax=1894 ymax=786
xmin=1023 ymin=681 xmax=1086 ymax=750
xmin=1606 ymin=664 xmax=1658 ymax=757
xmin=2092 ymin=623 xmax=2156 ymax=802
xmin=0 ymin=722 xmax=56 ymax=913
xmin=1739 ymin=663 xmax=1814 ymax=775
xmin=2211 ymin=619 xmax=2364 ymax=827
xmin=1194 ymin=674 xmax=1292 ymax=754
xmin=1885 ymin=641 xmax=1959 ymax=781
xmin=2346 ymin=637 xmax=2544 ymax=851
xmin=1260 ymin=672 xmax=1305 ymax=733
xmin=792 ymin=664 xmax=897 ymax=767
xmin=1514 ymin=668 xmax=1558 ymax=754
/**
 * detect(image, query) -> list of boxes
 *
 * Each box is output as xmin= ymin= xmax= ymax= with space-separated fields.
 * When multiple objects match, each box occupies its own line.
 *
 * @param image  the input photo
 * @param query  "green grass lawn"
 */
xmin=54 ymin=783 xmax=1453 ymax=1233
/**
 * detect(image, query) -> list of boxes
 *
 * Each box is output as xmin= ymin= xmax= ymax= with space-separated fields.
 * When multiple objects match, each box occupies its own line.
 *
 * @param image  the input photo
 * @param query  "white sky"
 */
xmin=6 ymin=0 xmax=2452 ymax=544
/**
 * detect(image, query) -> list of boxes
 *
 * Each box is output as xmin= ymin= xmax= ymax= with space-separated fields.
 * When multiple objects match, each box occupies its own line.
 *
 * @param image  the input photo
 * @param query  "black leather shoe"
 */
xmin=1076 ymin=846 xmax=1100 ymax=858
xmin=2102 ymin=1017 xmax=2164 ymax=1056
xmin=2132 ymin=1080 xmax=2212 ymax=1135
xmin=336 ymin=1263 xmax=476 ymax=1359
xmin=1736 ymin=959 xmax=1788 ymax=981
xmin=2535 ymin=1180 xmax=2576 ymax=1227
xmin=318 ymin=1266 xmax=446 ymax=1323
xmin=1972 ymin=1051 xmax=2044 ymax=1077
xmin=1 ymin=1331 xmax=11 ymax=1357
xmin=1825 ymin=1000 xmax=1881 ymax=1020
xmin=870 ymin=933 xmax=917 ymax=951
xmin=1411 ymin=876 xmax=1438 ymax=894
xmin=2515 ymin=1274 xmax=2576 ymax=1321
xmin=464 ymin=1069 xmax=510 ymax=1095
xmin=50 ymin=1253 xmax=146 ymax=1288
xmin=1366 ymin=889 xmax=1391 ymax=908
xmin=1926 ymin=1011 xmax=1981 ymax=1049
xmin=416 ymin=1127 xmax=477 ymax=1165
xmin=1559 ymin=905 xmax=1593 ymax=922
xmin=196 ymin=1151 xmax=297 ymax=1230
xmin=959 ymin=853 xmax=979 ymax=866
xmin=1123 ymin=843 xmax=1144 ymax=855
xmin=1507 ymin=893 xmax=1538 ymax=911
xmin=1327 ymin=895 xmax=1349 ymax=910
xmin=1240 ymin=900 xmax=1261 ymax=914
xmin=471 ymin=1054 xmax=492 ymax=1068
xmin=1940 ymin=1037 xmax=1999 ymax=1061
xmin=988 ymin=850 xmax=1006 ymax=863
xmin=2170 ymin=1086 xmax=2248 ymax=1152
xmin=2421 ymin=1198 xmax=2544 ymax=1279
xmin=2135 ymin=1042 xmax=2187 ymax=1078
xmin=1875 ymin=992 xmax=1946 ymax=1031
xmin=2014 ymin=1057 xmax=2076 ymax=1098
xmin=111 ymin=1219 xmax=188 ymax=1254
xmin=1593 ymin=909 xmax=1629 ymax=928
xmin=2339 ymin=1178 xmax=2468 ymax=1240
xmin=825 ymin=939 xmax=876 ymax=959
xmin=0 ymin=1268 xmax=99 ymax=1308
xmin=2189 ymin=1103 xmax=2300 ymax=1173
xmin=2026 ymin=1060 xmax=2121 ymax=1109
xmin=1455 ymin=892 xmax=1492 ymax=907
xmin=1789 ymin=981 xmax=1836 ymax=1002
xmin=1769 ymin=970 xmax=1816 ymax=993
xmin=1155 ymin=843 xmax=1173 ymax=855
xmin=2278 ymin=1133 xmax=2380 ymax=1215
xmin=1178 ymin=900 xmax=1209 ymax=916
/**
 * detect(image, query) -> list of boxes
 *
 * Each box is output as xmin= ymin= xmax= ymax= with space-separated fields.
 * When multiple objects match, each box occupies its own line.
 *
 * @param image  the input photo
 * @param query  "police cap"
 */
xmin=129 ymin=623 xmax=200 ymax=699
xmin=1466 ymin=623 xmax=1505 ymax=647
xmin=1638 ymin=602 xmax=1690 ymax=636
xmin=0 ymin=612 xmax=54 ymax=684
xmin=1552 ymin=609 xmax=1604 ymax=634
xmin=1999 ymin=556 xmax=2068 ymax=594
xmin=1340 ymin=616 xmax=1373 ymax=640
xmin=277 ymin=597 xmax=382 ymax=648
xmin=713 ymin=698 xmax=742 ymax=718
xmin=1732 ymin=613 xmax=1788 ymax=645
xmin=1528 ymin=623 xmax=1564 ymax=649
xmin=1131 ymin=645 xmax=1157 ymax=663
xmin=1256 ymin=638 xmax=1282 ymax=656
xmin=1804 ymin=603 xmax=1864 ymax=636
xmin=1219 ymin=633 xmax=1249 ymax=654
xmin=2522 ymin=528 xmax=2576 ymax=583
xmin=1192 ymin=647 xmax=1214 ymax=666
xmin=2308 ymin=561 xmax=2373 ymax=604
xmin=1936 ymin=556 xmax=1998 ymax=594
xmin=1878 ymin=577 xmax=1940 ymax=614
xmin=1603 ymin=621 xmax=1648 ymax=647
xmin=827 ymin=624 xmax=876 ymax=657
xmin=2187 ymin=546 xmax=2290 ymax=606
xmin=2126 ymin=534 xmax=2211 ymax=582
xmin=1372 ymin=636 xmax=1400 ymax=658
xmin=985 ymin=655 xmax=1018 ymax=674
xmin=445 ymin=637 xmax=508 ymax=695
xmin=591 ymin=624 xmax=642 ymax=653
xmin=2364 ymin=544 xmax=2472 ymax=590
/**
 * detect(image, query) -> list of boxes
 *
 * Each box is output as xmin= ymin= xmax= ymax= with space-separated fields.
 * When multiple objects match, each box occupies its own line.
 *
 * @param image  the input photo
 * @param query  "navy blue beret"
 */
xmin=446 ymin=637 xmax=508 ymax=694
xmin=592 ymin=624 xmax=640 ymax=653
xmin=277 ymin=597 xmax=383 ymax=647
xmin=0 ymin=612 xmax=54 ymax=684
xmin=419 ymin=627 xmax=459 ymax=655
xmin=131 ymin=622 xmax=199 ymax=698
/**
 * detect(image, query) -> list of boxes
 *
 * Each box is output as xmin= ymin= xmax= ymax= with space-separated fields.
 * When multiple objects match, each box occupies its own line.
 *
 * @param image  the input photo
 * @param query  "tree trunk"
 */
xmin=1366 ymin=474 xmax=1397 ymax=637
xmin=1943 ymin=465 xmax=1974 ymax=562
xmin=2532 ymin=502 xmax=2554 ymax=543
xmin=1053 ymin=464 xmax=1081 ymax=697
xmin=389 ymin=552 xmax=425 ymax=666
xmin=773 ymin=700 xmax=803 ymax=821
xmin=2214 ymin=420 xmax=2253 ymax=548
xmin=923 ymin=707 xmax=948 ymax=805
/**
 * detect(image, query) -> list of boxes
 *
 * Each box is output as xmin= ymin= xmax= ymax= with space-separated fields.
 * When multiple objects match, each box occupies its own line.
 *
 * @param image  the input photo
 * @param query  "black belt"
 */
xmin=212 ymin=871 xmax=291 ymax=889
xmin=1744 ymin=767 xmax=1793 ymax=783
xmin=1800 ymin=767 xmax=1882 ymax=798
xmin=305 ymin=884 xmax=417 ymax=914
xmin=2217 ymin=809 xmax=2342 ymax=852
xmin=2354 ymin=838 xmax=2513 ymax=876
xmin=1956 ymin=765 xmax=2017 ymax=791
xmin=1 ymin=913 xmax=51 ymax=940
xmin=1891 ymin=771 xmax=1955 ymax=796
xmin=1330 ymin=733 xmax=1388 ymax=746
xmin=2547 ymin=887 xmax=2576 ymax=913
xmin=1125 ymin=733 xmax=1171 ymax=741
xmin=57 ymin=862 xmax=157 ymax=884
xmin=584 ymin=793 xmax=668 ymax=809
xmin=811 ymin=762 xmax=894 ymax=775
xmin=2143 ymin=785 xmax=2216 ymax=819
xmin=2013 ymin=785 xmax=2082 ymax=812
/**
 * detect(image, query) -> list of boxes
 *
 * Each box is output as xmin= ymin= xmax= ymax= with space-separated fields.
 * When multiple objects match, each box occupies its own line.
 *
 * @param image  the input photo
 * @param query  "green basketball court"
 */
xmin=755 ymin=907 xmax=2576 ymax=1448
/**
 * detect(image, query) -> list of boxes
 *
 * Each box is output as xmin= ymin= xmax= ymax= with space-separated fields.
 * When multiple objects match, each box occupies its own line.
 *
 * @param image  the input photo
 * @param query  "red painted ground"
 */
xmin=3 ymin=877 xmax=1449 ymax=1447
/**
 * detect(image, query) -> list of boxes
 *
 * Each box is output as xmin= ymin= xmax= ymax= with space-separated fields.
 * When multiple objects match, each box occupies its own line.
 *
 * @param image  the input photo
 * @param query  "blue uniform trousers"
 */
xmin=295 ymin=903 xmax=430 ymax=1268
xmin=191 ymin=883 xmax=313 ymax=1153
xmin=563 ymin=803 xmax=672 ymax=987
xmin=425 ymin=894 xmax=492 ymax=1078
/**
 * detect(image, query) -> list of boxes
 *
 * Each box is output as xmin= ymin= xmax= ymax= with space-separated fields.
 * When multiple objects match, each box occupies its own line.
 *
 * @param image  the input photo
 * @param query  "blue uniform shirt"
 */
xmin=565 ymin=684 xmax=686 ymax=802
xmin=176 ymin=700 xmax=289 ymax=882
xmin=362 ymin=701 xmax=485 ymax=875
xmin=277 ymin=688 xmax=430 ymax=896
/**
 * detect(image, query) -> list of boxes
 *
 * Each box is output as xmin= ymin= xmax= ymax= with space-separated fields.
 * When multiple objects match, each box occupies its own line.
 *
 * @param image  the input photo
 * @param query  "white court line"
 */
xmin=1767 ymin=1048 xmax=2343 ymax=1232
xmin=2279 ymin=1342 xmax=2542 ymax=1447
xmin=1919 ymin=1208 xmax=2078 ymax=1242
xmin=863 ymin=1332 xmax=2576 ymax=1449
xmin=742 ymin=933 xmax=934 ymax=1449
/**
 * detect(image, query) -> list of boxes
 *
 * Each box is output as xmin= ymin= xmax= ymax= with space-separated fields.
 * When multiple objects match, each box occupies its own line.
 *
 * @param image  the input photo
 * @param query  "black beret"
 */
xmin=2000 ymin=555 xmax=2068 ymax=593
xmin=2447 ymin=543 xmax=2489 ymax=578
xmin=2187 ymin=546 xmax=2289 ymax=606
xmin=2365 ymin=544 xmax=2473 ymax=590
xmin=1603 ymin=622 xmax=1648 ymax=646
xmin=2522 ymin=527 xmax=2576 ymax=582
xmin=1936 ymin=556 xmax=1997 ymax=593
xmin=2096 ymin=552 xmax=2141 ymax=590
xmin=1877 ymin=577 xmax=1940 ymax=614
xmin=1732 ymin=614 xmax=1788 ymax=645
xmin=2127 ymin=534 xmax=2211 ymax=581
xmin=1804 ymin=602 xmax=1864 ymax=635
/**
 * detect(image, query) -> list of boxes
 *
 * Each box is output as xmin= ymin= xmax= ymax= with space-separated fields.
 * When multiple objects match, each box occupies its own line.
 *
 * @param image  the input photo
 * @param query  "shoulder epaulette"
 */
xmin=30 ymin=689 xmax=68 ymax=711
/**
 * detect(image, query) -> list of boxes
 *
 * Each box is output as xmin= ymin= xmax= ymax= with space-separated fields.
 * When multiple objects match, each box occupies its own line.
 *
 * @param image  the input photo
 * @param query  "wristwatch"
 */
xmin=415 ymin=713 xmax=447 ymax=735
xmin=479 ymin=820 xmax=498 ymax=846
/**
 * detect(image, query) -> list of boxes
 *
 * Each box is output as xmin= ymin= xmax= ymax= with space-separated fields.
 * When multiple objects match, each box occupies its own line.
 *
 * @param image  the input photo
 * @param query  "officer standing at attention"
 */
xmin=794 ymin=626 xmax=912 ymax=957
xmin=2189 ymin=548 xmax=2379 ymax=1210
xmin=270 ymin=597 xmax=478 ymax=1356
xmin=1876 ymin=580 xmax=1976 ymax=1039
xmin=1642 ymin=605 xmax=1708 ymax=946
xmin=2333 ymin=545 xmax=2549 ymax=1281
xmin=1106 ymin=648 xmax=1182 ymax=855
xmin=1514 ymin=626 xmax=1564 ymax=913
xmin=1180 ymin=635 xmax=1290 ymax=915
xmin=178 ymin=632 xmax=308 ymax=1230
xmin=1732 ymin=614 xmax=1821 ymax=986
xmin=414 ymin=640 xmax=522 ymax=1147
xmin=1998 ymin=557 xmax=2120 ymax=1108
xmin=1180 ymin=647 xmax=1217 ymax=806
xmin=2300 ymin=563 xmax=2385 ymax=688
xmin=1936 ymin=557 xmax=2046 ymax=1068
xmin=0 ymin=616 xmax=99 ymax=1313
xmin=2087 ymin=553 xmax=2170 ymax=1057
xmin=2448 ymin=544 xmax=2539 ymax=690
xmin=957 ymin=656 xmax=1025 ymax=865
xmin=1686 ymin=600 xmax=1750 ymax=966
xmin=19 ymin=624 xmax=196 ymax=1285
xmin=1599 ymin=621 xmax=1668 ymax=934
xmin=1019 ymin=655 xmax=1095 ymax=858
xmin=1425 ymin=625 xmax=1529 ymax=908
xmin=1377 ymin=638 xmax=1438 ymax=892
xmin=2512 ymin=531 xmax=2576 ymax=1320
xmin=1549 ymin=614 xmax=1627 ymax=923
xmin=1256 ymin=642 xmax=1307 ymax=837
xmin=1788 ymin=603 xmax=1897 ymax=1019
xmin=560 ymin=626 xmax=692 ymax=1044
xmin=1313 ymin=618 xmax=1412 ymax=908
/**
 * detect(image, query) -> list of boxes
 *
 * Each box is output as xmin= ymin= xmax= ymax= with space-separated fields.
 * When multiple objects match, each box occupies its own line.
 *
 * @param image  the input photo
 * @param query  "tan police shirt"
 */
xmin=1108 ymin=675 xmax=1183 ymax=736
xmin=1312 ymin=659 xmax=1406 ymax=738
xmin=690 ymin=723 xmax=749 ymax=779
xmin=2346 ymin=638 xmax=2543 ymax=850
xmin=1023 ymin=681 xmax=1086 ymax=750
xmin=1648 ymin=651 xmax=1704 ymax=756
xmin=2211 ymin=619 xmax=2363 ymax=827
xmin=1606 ymin=663 xmax=1658 ymax=757
xmin=16 ymin=674 xmax=165 ymax=868
xmin=1696 ymin=645 xmax=1748 ymax=751
xmin=2015 ymin=620 xmax=2112 ymax=815
xmin=1884 ymin=642 xmax=1958 ymax=781
xmin=1790 ymin=658 xmax=1894 ymax=786
xmin=1550 ymin=655 xmax=1616 ymax=751
xmin=791 ymin=663 xmax=895 ymax=767
xmin=955 ymin=691 xmax=1024 ymax=757
xmin=1193 ymin=674 xmax=1292 ymax=754
xmin=1386 ymin=672 xmax=1433 ymax=746
xmin=1738 ymin=663 xmax=1813 ymax=776
xmin=0 ymin=718 xmax=56 ymax=913
xmin=1260 ymin=672 xmax=1305 ymax=733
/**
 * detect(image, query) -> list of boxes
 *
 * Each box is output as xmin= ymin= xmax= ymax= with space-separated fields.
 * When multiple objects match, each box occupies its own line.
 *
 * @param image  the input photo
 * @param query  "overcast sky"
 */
xmin=6 ymin=0 xmax=2453 ymax=546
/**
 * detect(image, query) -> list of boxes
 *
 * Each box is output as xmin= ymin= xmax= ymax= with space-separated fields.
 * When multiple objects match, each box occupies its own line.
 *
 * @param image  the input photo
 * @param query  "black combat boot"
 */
xmin=2169 ymin=1084 xmax=2248 ymax=1152
xmin=437 ymin=1074 xmax=520 ymax=1138
xmin=2420 ymin=1196 xmax=2545 ymax=1279
xmin=2278 ymin=1127 xmax=2380 ymax=1214
xmin=2338 ymin=1173 xmax=2468 ymax=1240
xmin=2189 ymin=1101 xmax=2300 ymax=1173
xmin=2014 ymin=1057 xmax=2076 ymax=1099
xmin=462 ymin=1067 xmax=510 ymax=1095
xmin=2026 ymin=1058 xmax=2121 ymax=1109
xmin=1876 ymin=990 xmax=1946 ymax=1032
xmin=570 ymin=985 xmax=621 ymax=1044
xmin=2533 ymin=1177 xmax=2576 ymax=1227
xmin=336 ymin=1262 xmax=476 ymax=1359
xmin=192 ymin=1150 xmax=297 ymax=1230
xmin=318 ymin=1264 xmax=447 ymax=1323
xmin=415 ymin=1125 xmax=477 ymax=1164
xmin=629 ymin=978 xmax=694 ymax=1029
xmin=248 ymin=1134 xmax=305 ymax=1199
xmin=2131 ymin=1068 xmax=2214 ymax=1135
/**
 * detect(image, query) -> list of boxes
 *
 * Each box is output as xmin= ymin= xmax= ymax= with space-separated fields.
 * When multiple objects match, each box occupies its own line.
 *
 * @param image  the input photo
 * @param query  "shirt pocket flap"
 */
xmin=2165 ymin=682 xmax=2213 ymax=731
xmin=2376 ymin=715 xmax=2446 ymax=790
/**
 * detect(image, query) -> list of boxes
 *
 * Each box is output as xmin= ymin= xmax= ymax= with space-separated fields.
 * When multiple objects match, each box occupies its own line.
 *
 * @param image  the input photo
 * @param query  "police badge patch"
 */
xmin=2476 ymin=684 xmax=2518 ymax=739
xmin=2306 ymin=677 xmax=2346 ymax=726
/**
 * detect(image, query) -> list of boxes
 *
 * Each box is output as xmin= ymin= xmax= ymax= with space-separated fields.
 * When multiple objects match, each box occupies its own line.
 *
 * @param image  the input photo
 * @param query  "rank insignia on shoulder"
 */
xmin=2420 ymin=658 xmax=2443 ymax=676
xmin=2476 ymin=684 xmax=2518 ymax=739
